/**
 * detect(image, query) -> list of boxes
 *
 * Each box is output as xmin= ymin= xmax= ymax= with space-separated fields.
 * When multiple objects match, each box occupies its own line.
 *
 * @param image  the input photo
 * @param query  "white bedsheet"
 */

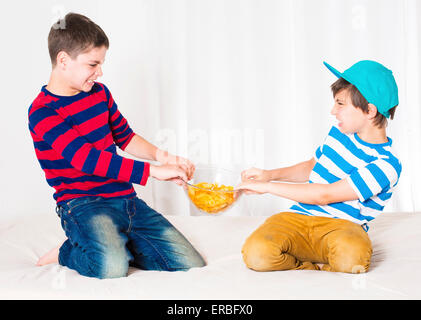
xmin=1 ymin=211 xmax=420 ymax=299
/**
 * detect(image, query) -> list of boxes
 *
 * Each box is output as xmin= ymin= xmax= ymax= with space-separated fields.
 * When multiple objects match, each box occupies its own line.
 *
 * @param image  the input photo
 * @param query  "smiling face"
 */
xmin=58 ymin=45 xmax=107 ymax=95
xmin=330 ymin=88 xmax=368 ymax=134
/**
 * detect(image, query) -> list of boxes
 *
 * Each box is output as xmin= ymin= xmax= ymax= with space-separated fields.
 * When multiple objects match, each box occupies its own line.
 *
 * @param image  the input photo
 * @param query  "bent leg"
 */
xmin=127 ymin=198 xmax=206 ymax=271
xmin=242 ymin=235 xmax=319 ymax=271
xmin=242 ymin=212 xmax=320 ymax=271
xmin=59 ymin=212 xmax=132 ymax=279
xmin=321 ymin=223 xmax=372 ymax=273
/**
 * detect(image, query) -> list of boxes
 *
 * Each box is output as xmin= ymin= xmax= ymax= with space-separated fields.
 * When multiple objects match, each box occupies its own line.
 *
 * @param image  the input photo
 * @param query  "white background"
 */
xmin=0 ymin=0 xmax=420 ymax=221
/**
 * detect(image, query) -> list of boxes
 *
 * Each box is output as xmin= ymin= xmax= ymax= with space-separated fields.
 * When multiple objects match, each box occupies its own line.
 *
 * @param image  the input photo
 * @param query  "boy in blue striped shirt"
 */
xmin=237 ymin=60 xmax=401 ymax=273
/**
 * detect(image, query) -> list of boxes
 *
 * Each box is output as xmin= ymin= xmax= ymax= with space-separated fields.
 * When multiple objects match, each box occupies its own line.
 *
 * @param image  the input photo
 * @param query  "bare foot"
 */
xmin=36 ymin=245 xmax=60 ymax=266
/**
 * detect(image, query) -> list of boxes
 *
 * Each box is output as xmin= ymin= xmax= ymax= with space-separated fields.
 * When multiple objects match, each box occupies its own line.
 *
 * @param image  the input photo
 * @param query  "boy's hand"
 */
xmin=235 ymin=180 xmax=269 ymax=195
xmin=241 ymin=167 xmax=271 ymax=182
xmin=149 ymin=164 xmax=189 ymax=185
xmin=156 ymin=149 xmax=195 ymax=180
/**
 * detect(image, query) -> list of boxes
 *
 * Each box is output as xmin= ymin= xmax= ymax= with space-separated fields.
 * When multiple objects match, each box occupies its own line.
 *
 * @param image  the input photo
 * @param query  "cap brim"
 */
xmin=323 ymin=61 xmax=343 ymax=78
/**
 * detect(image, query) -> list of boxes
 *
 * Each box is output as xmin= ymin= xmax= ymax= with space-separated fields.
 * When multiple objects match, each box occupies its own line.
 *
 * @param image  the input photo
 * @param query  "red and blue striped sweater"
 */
xmin=28 ymin=82 xmax=150 ymax=205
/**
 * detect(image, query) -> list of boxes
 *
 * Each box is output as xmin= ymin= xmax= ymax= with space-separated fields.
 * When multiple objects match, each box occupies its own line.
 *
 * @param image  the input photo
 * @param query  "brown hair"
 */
xmin=48 ymin=13 xmax=109 ymax=67
xmin=331 ymin=77 xmax=396 ymax=128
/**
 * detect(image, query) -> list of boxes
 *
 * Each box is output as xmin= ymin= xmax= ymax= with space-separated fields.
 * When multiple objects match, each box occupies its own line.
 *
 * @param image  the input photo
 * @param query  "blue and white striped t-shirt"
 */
xmin=289 ymin=125 xmax=402 ymax=227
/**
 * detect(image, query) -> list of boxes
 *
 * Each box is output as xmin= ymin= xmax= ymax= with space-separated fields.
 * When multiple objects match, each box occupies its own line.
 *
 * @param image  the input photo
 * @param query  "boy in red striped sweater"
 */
xmin=28 ymin=13 xmax=205 ymax=278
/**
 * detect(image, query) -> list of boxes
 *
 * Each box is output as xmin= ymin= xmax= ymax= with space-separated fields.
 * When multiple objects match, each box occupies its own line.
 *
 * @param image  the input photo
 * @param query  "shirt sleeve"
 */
xmin=28 ymin=105 xmax=149 ymax=186
xmin=346 ymin=159 xmax=400 ymax=202
xmin=314 ymin=126 xmax=340 ymax=161
xmin=314 ymin=145 xmax=322 ymax=160
xmin=101 ymin=83 xmax=135 ymax=150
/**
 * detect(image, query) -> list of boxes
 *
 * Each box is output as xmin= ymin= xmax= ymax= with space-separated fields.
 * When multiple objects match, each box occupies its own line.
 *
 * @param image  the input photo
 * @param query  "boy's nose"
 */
xmin=96 ymin=67 xmax=103 ymax=77
xmin=330 ymin=105 xmax=337 ymax=115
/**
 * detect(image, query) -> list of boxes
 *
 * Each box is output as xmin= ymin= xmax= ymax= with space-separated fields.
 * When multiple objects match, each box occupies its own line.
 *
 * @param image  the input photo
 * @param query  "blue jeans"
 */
xmin=56 ymin=196 xmax=206 ymax=279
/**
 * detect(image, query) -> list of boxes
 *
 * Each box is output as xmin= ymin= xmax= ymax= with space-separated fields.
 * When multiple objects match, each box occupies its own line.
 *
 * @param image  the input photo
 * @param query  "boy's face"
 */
xmin=330 ymin=89 xmax=367 ymax=134
xmin=60 ymin=45 xmax=107 ymax=94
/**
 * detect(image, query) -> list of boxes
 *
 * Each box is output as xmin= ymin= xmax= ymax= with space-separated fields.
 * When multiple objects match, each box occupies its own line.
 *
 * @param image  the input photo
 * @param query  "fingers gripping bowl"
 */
xmin=185 ymin=166 xmax=242 ymax=215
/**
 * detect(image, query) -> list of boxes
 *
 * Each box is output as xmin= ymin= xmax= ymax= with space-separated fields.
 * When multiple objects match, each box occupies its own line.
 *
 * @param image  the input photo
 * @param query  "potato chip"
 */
xmin=187 ymin=182 xmax=235 ymax=214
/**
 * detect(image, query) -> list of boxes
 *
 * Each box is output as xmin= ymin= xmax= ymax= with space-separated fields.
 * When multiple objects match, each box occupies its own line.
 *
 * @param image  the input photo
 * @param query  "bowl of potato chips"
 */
xmin=185 ymin=166 xmax=242 ymax=215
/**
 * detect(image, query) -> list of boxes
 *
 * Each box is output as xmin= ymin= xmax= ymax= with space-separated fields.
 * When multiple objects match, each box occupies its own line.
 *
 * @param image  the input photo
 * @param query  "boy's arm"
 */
xmin=236 ymin=178 xmax=359 ymax=206
xmin=241 ymin=158 xmax=316 ymax=183
xmin=123 ymin=134 xmax=159 ymax=161
xmin=268 ymin=158 xmax=316 ymax=182
xmin=29 ymin=106 xmax=191 ymax=185
xmin=124 ymin=134 xmax=195 ymax=180
xmin=239 ymin=157 xmax=401 ymax=206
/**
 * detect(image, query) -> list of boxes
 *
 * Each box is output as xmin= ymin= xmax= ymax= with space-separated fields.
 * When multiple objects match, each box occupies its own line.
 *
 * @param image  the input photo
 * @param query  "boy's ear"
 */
xmin=367 ymin=103 xmax=378 ymax=120
xmin=56 ymin=51 xmax=70 ymax=69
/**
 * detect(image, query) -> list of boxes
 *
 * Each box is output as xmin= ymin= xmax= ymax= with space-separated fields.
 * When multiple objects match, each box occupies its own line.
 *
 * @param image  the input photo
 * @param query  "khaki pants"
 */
xmin=242 ymin=212 xmax=372 ymax=273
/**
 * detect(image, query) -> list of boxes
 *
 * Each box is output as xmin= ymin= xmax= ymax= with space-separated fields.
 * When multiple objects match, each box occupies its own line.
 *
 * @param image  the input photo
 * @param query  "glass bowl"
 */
xmin=185 ymin=166 xmax=243 ymax=215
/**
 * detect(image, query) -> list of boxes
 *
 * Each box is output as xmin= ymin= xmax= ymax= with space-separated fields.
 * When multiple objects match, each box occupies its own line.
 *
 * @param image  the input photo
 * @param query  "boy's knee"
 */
xmin=242 ymin=234 xmax=279 ymax=271
xmin=85 ymin=249 xmax=130 ymax=279
xmin=100 ymin=251 xmax=130 ymax=279
xmin=175 ymin=249 xmax=207 ymax=271
xmin=327 ymin=233 xmax=372 ymax=273
xmin=189 ymin=253 xmax=207 ymax=269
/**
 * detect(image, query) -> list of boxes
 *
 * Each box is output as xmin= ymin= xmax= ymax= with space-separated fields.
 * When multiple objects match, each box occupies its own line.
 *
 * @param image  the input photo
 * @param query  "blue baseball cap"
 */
xmin=323 ymin=60 xmax=399 ymax=118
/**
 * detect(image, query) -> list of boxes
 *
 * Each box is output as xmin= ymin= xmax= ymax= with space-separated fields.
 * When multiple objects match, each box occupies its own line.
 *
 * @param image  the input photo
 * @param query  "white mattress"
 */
xmin=1 ymin=211 xmax=420 ymax=299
